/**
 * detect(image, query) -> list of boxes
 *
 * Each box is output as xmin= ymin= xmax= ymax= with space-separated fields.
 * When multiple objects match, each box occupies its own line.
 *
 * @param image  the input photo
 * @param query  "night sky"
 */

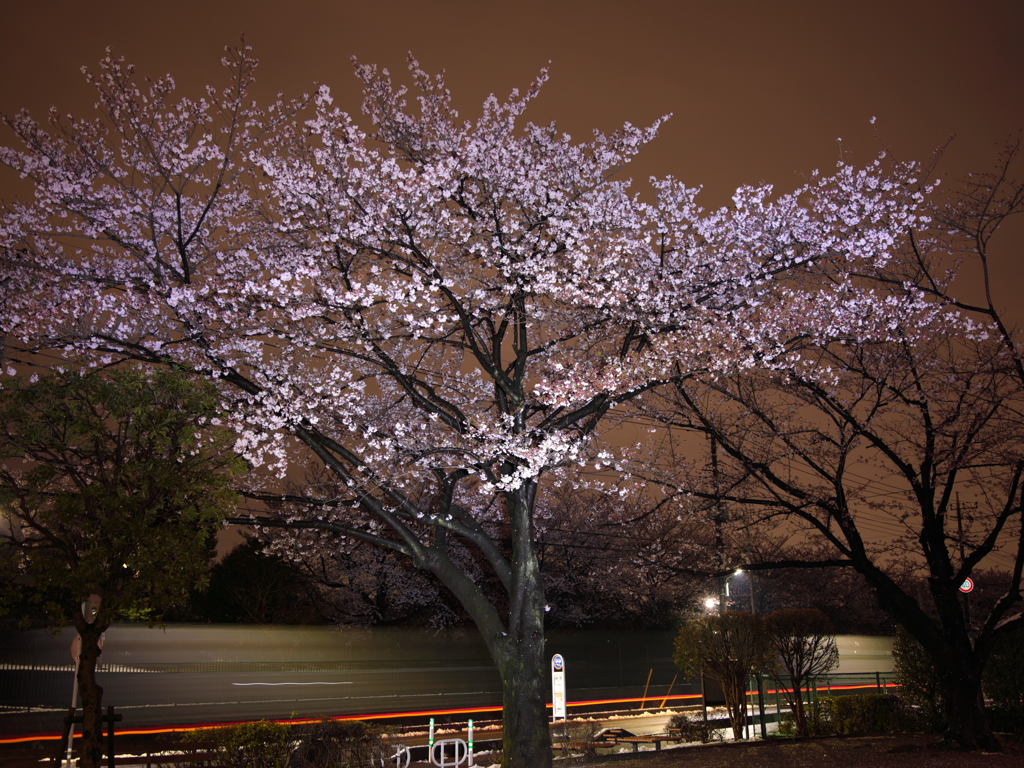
xmin=3 ymin=0 xmax=1021 ymax=205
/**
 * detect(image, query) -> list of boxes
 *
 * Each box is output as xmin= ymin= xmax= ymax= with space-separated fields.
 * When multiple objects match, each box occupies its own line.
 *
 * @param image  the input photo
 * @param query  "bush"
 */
xmin=216 ymin=721 xmax=292 ymax=768
xmin=983 ymin=626 xmax=1024 ymax=735
xmin=289 ymin=720 xmax=392 ymax=768
xmin=156 ymin=719 xmax=398 ymax=768
xmin=552 ymin=720 xmax=603 ymax=760
xmin=667 ymin=712 xmax=723 ymax=744
xmin=892 ymin=625 xmax=944 ymax=730
xmin=777 ymin=707 xmax=828 ymax=737
xmin=817 ymin=694 xmax=902 ymax=735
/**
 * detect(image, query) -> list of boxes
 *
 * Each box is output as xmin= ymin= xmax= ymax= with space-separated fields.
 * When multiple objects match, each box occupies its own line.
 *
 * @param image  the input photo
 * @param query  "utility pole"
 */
xmin=711 ymin=436 xmax=728 ymax=614
xmin=956 ymin=494 xmax=971 ymax=631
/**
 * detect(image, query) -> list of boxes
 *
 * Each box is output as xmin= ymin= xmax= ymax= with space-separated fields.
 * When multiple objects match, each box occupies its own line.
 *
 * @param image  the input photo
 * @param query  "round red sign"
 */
xmin=959 ymin=578 xmax=974 ymax=594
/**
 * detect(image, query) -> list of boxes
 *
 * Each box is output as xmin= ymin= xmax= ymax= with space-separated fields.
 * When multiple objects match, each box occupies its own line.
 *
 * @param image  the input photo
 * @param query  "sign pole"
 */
xmin=62 ymin=649 xmax=80 ymax=768
xmin=551 ymin=654 xmax=566 ymax=723
xmin=63 ymin=592 xmax=102 ymax=768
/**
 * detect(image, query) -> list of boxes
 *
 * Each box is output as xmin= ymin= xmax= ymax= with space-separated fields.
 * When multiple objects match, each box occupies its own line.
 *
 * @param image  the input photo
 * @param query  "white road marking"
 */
xmin=232 ymin=681 xmax=353 ymax=686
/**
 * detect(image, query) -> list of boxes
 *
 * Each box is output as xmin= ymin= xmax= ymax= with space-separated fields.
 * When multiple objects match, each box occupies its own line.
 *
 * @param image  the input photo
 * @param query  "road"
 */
xmin=0 ymin=625 xmax=890 ymax=737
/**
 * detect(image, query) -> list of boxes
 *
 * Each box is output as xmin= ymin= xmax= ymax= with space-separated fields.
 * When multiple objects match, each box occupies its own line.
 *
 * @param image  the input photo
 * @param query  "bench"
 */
xmin=611 ymin=734 xmax=678 ymax=752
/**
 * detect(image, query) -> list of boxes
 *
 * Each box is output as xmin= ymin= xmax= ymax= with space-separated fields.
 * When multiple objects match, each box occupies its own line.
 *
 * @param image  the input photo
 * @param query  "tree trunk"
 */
xmin=493 ymin=482 xmax=553 ymax=768
xmin=494 ymin=629 xmax=552 ymax=768
xmin=791 ymin=680 xmax=808 ymax=738
xmin=862 ymin=562 xmax=1002 ymax=751
xmin=75 ymin=621 xmax=108 ymax=768
xmin=943 ymin=664 xmax=998 ymax=751
xmin=722 ymin=678 xmax=746 ymax=740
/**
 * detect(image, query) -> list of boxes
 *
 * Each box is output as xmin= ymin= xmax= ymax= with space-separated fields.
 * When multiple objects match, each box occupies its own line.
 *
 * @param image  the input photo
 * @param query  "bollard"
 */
xmin=430 ymin=738 xmax=468 ymax=767
xmin=384 ymin=743 xmax=411 ymax=768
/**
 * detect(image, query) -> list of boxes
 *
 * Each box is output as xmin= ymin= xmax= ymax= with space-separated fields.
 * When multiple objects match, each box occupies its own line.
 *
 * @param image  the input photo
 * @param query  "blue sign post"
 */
xmin=551 ymin=653 xmax=566 ymax=721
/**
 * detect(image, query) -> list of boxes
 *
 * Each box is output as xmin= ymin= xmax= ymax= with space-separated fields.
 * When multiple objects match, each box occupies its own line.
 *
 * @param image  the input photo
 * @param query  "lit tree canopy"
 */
xmin=1 ymin=45 xmax=943 ymax=766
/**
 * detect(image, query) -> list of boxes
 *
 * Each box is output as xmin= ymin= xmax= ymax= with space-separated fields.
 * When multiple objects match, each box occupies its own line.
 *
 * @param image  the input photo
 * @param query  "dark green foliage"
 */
xmin=191 ymin=539 xmax=322 ymax=624
xmin=289 ymin=720 xmax=392 ymax=768
xmin=983 ymin=626 xmax=1024 ymax=735
xmin=0 ymin=369 xmax=242 ymax=627
xmin=667 ymin=712 xmax=723 ymax=744
xmin=164 ymin=720 xmax=396 ymax=768
xmin=893 ymin=624 xmax=945 ymax=730
xmin=818 ymin=694 xmax=903 ymax=735
xmin=777 ymin=694 xmax=909 ymax=736
xmin=198 ymin=721 xmax=291 ymax=768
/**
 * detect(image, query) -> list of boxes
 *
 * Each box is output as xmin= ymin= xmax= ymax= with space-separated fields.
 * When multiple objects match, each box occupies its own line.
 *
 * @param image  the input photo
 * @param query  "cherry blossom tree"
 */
xmin=639 ymin=148 xmax=1024 ymax=748
xmin=0 ymin=45 xmax=936 ymax=766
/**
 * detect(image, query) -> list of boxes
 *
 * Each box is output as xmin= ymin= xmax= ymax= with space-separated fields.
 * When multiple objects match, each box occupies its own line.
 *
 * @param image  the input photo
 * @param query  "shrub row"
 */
xmin=164 ymin=719 xmax=399 ymax=768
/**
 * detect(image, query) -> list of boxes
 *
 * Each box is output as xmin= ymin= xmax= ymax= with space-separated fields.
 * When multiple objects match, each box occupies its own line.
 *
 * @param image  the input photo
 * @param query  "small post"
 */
xmin=658 ymin=674 xmax=678 ymax=708
xmin=63 ymin=664 xmax=80 ymax=767
xmin=876 ymin=671 xmax=881 ymax=693
xmin=743 ymin=676 xmax=751 ymax=739
xmin=104 ymin=706 xmax=121 ymax=768
xmin=429 ymin=717 xmax=435 ymax=749
xmin=757 ymin=674 xmax=767 ymax=738
xmin=467 ymin=719 xmax=474 ymax=767
xmin=639 ymin=668 xmax=653 ymax=710
xmin=57 ymin=707 xmax=75 ymax=767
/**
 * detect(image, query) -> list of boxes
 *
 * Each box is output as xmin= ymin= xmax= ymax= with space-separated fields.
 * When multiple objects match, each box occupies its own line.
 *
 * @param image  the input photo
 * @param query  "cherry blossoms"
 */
xmin=0 ymin=46 xmax=943 ymax=767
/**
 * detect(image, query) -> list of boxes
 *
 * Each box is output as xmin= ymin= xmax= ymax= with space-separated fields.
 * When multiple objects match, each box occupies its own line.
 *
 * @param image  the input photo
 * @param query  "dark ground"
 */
xmin=547 ymin=734 xmax=1024 ymax=768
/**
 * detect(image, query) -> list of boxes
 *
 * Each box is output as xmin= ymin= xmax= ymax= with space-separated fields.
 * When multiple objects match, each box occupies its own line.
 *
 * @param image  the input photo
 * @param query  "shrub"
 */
xmin=216 ymin=721 xmax=292 ymax=768
xmin=818 ymin=694 xmax=902 ymax=735
xmin=552 ymin=720 xmax=602 ymax=760
xmin=892 ymin=625 xmax=944 ymax=730
xmin=289 ymin=720 xmax=391 ymax=768
xmin=983 ymin=626 xmax=1024 ymax=735
xmin=667 ymin=712 xmax=723 ymax=744
xmin=777 ymin=706 xmax=829 ymax=737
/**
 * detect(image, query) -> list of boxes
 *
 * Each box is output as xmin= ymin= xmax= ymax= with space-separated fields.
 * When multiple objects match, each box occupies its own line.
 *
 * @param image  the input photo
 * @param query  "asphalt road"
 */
xmin=0 ymin=626 xmax=890 ymax=737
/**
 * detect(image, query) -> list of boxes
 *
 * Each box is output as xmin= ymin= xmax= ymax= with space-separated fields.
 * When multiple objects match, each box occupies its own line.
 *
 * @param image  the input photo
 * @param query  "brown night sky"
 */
xmin=3 ymin=0 xmax=1022 ymax=202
